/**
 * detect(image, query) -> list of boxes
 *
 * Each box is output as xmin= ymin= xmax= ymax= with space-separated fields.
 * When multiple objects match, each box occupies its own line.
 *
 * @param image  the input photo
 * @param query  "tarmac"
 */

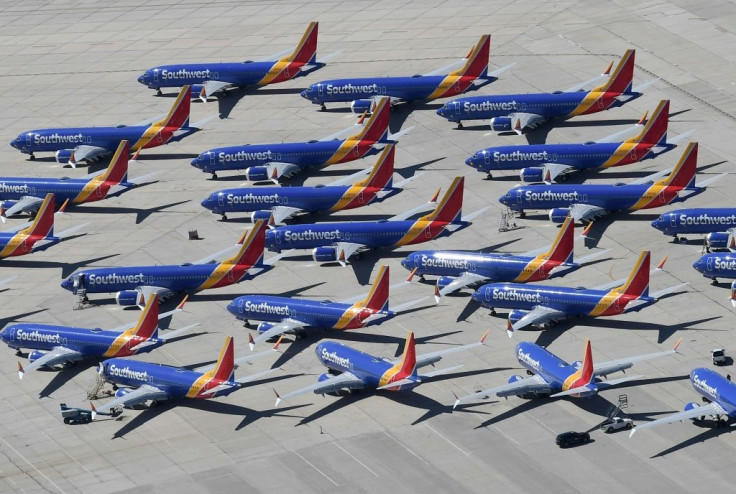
xmin=1 ymin=0 xmax=736 ymax=492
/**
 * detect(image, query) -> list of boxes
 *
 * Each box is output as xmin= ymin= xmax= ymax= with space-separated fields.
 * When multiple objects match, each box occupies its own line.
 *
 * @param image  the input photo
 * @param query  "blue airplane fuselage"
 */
xmin=692 ymin=253 xmax=736 ymax=280
xmin=11 ymin=127 xmax=160 ymax=156
xmin=515 ymin=341 xmax=579 ymax=394
xmin=651 ymin=209 xmax=736 ymax=236
xmin=0 ymin=177 xmax=132 ymax=204
xmin=689 ymin=368 xmax=736 ymax=416
xmin=138 ymin=62 xmax=295 ymax=90
xmin=301 ymin=76 xmax=455 ymax=104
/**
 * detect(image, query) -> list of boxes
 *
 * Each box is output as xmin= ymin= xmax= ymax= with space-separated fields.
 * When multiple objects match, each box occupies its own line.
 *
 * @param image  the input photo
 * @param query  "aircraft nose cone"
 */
xmin=60 ymin=278 xmax=72 ymax=291
xmin=436 ymin=106 xmax=447 ymax=117
xmin=137 ymin=74 xmax=145 ymax=84
xmin=465 ymin=156 xmax=476 ymax=167
xmin=226 ymin=300 xmax=238 ymax=315
xmin=190 ymin=157 xmax=201 ymax=168
xmin=692 ymin=258 xmax=705 ymax=271
xmin=498 ymin=194 xmax=509 ymax=205
xmin=10 ymin=137 xmax=19 ymax=149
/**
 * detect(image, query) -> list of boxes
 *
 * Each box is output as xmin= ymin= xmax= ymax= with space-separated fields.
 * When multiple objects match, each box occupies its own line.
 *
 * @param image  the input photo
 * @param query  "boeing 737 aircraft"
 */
xmin=301 ymin=35 xmax=511 ymax=111
xmin=227 ymin=265 xmax=425 ymax=349
xmin=0 ymin=194 xmax=86 ymax=259
xmin=2 ymin=295 xmax=194 ymax=378
xmin=499 ymin=143 xmax=723 ymax=223
xmin=190 ymin=98 xmax=408 ymax=180
xmin=10 ymin=86 xmax=211 ymax=166
xmin=88 ymin=335 xmax=282 ymax=418
xmin=274 ymin=330 xmax=488 ymax=405
xmin=0 ymin=141 xmax=157 ymax=219
xmin=465 ymin=100 xmax=692 ymax=181
xmin=692 ymin=253 xmax=736 ymax=285
xmin=138 ymin=22 xmax=331 ymax=101
xmin=472 ymin=251 xmax=685 ymax=334
xmin=200 ymin=144 xmax=415 ymax=222
xmin=631 ymin=368 xmax=736 ymax=436
xmin=401 ymin=215 xmax=607 ymax=300
xmin=60 ymin=220 xmax=277 ymax=306
xmin=265 ymin=176 xmax=486 ymax=265
xmin=436 ymin=49 xmax=654 ymax=132
xmin=651 ymin=208 xmax=736 ymax=247
xmin=454 ymin=338 xmax=680 ymax=407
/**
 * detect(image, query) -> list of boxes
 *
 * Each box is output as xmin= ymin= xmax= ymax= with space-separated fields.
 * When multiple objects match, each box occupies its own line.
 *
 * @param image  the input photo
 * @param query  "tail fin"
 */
xmin=662 ymin=142 xmax=697 ymax=189
xmin=98 ymin=140 xmax=129 ymax=184
xmin=285 ymin=22 xmax=318 ymax=64
xmin=22 ymin=193 xmax=55 ymax=238
xmin=419 ymin=176 xmax=464 ymax=224
xmin=156 ymin=85 xmax=191 ymax=130
xmin=355 ymin=144 xmax=395 ymax=189
xmin=619 ymin=251 xmax=650 ymax=298
xmin=129 ymin=294 xmax=159 ymax=340
xmin=212 ymin=336 xmax=236 ymax=382
xmin=350 ymin=98 xmax=390 ymax=142
xmin=224 ymin=220 xmax=267 ymax=267
xmin=591 ymin=49 xmax=635 ymax=94
xmin=361 ymin=265 xmax=390 ymax=312
xmin=397 ymin=331 xmax=418 ymax=377
xmin=628 ymin=100 xmax=669 ymax=145
xmin=450 ymin=35 xmax=490 ymax=78
xmin=579 ymin=339 xmax=594 ymax=384
xmin=544 ymin=214 xmax=574 ymax=263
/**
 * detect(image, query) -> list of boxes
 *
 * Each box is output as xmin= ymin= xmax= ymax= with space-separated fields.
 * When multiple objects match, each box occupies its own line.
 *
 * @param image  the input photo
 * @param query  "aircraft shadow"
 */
xmin=583 ymin=409 xmax=679 ymax=434
xmin=215 ymin=86 xmax=307 ymax=119
xmin=72 ymin=200 xmax=189 ymax=224
xmin=134 ymin=153 xmax=199 ymax=161
xmin=38 ymin=360 xmax=92 ymax=398
xmin=579 ymin=315 xmax=721 ymax=344
xmin=1 ymin=309 xmax=48 ymax=329
xmin=455 ymin=297 xmax=482 ymax=322
xmin=293 ymin=391 xmax=373 ymax=426
xmin=650 ymin=419 xmax=734 ymax=458
xmin=3 ymin=253 xmax=119 ymax=279
xmin=389 ymin=101 xmax=444 ymax=132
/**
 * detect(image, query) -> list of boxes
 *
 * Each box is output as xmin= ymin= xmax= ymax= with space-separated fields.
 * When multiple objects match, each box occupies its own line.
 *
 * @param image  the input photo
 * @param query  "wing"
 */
xmin=130 ymin=113 xmax=167 ymax=127
xmin=594 ymin=341 xmax=680 ymax=377
xmin=436 ymin=272 xmax=489 ymax=298
xmin=595 ymin=122 xmax=646 ymax=144
xmin=509 ymin=305 xmax=567 ymax=334
xmin=627 ymin=168 xmax=672 ymax=186
xmin=414 ymin=332 xmax=487 ymax=368
xmin=71 ymin=145 xmax=110 ymax=165
xmin=541 ymin=163 xmax=575 ymax=183
xmin=17 ymin=346 xmax=84 ymax=378
xmin=334 ymin=242 xmax=367 ymax=266
xmin=388 ymin=191 xmax=440 ymax=221
xmin=250 ymin=318 xmax=308 ymax=349
xmin=92 ymin=384 xmax=169 ymax=417
xmin=631 ymin=402 xmax=726 ymax=436
xmin=261 ymin=162 xmax=303 ymax=183
xmin=200 ymin=80 xmax=234 ymax=101
xmin=454 ymin=374 xmax=552 ymax=407
xmin=509 ymin=113 xmax=546 ymax=134
xmin=593 ymin=256 xmax=669 ymax=292
xmin=320 ymin=123 xmax=366 ymax=142
xmin=2 ymin=196 xmax=44 ymax=220
xmin=326 ymin=167 xmax=372 ymax=186
xmin=569 ymin=203 xmax=607 ymax=223
xmin=270 ymin=206 xmax=304 ymax=225
xmin=275 ymin=372 xmax=365 ymax=406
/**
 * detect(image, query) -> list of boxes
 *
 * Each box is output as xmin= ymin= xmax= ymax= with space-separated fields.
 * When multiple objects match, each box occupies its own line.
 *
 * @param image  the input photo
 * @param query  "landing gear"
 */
xmin=486 ymin=172 xmax=492 ymax=179
xmin=295 ymin=330 xmax=307 ymax=340
xmin=456 ymin=122 xmax=463 ymax=129
xmin=29 ymin=153 xmax=35 ymax=161
xmin=490 ymin=308 xmax=496 ymax=316
xmin=680 ymin=237 xmax=687 ymax=244
xmin=156 ymin=89 xmax=162 ymax=96
xmin=712 ymin=277 xmax=719 ymax=285
xmin=220 ymin=213 xmax=227 ymax=221
xmin=15 ymin=349 xmax=22 ymax=357
xmin=243 ymin=320 xmax=250 ymax=328
xmin=211 ymin=172 xmax=217 ymax=179
xmin=519 ymin=211 xmax=526 ymax=218
xmin=320 ymin=104 xmax=326 ymax=112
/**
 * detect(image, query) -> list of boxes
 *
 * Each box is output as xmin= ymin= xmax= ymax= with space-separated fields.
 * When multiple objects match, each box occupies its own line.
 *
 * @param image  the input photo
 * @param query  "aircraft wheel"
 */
xmin=320 ymin=104 xmax=326 ymax=112
xmin=680 ymin=237 xmax=687 ymax=244
xmin=29 ymin=153 xmax=35 ymax=161
xmin=673 ymin=236 xmax=679 ymax=244
xmin=112 ymin=384 xmax=118 ymax=391
xmin=712 ymin=278 xmax=718 ymax=285
xmin=486 ymin=172 xmax=492 ymax=179
xmin=519 ymin=211 xmax=526 ymax=218
xmin=15 ymin=349 xmax=22 ymax=357
xmin=221 ymin=214 xmax=227 ymax=221
xmin=295 ymin=330 xmax=306 ymax=340
xmin=490 ymin=308 xmax=496 ymax=316
xmin=63 ymin=417 xmax=71 ymax=424
xmin=156 ymin=89 xmax=162 ymax=96
xmin=211 ymin=172 xmax=217 ymax=179
xmin=457 ymin=122 xmax=463 ymax=129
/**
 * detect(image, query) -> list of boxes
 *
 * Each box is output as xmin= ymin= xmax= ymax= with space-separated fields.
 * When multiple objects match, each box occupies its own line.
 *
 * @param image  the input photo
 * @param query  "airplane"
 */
xmin=0 ymin=141 xmax=157 ymax=219
xmin=138 ymin=22 xmax=333 ymax=101
xmin=630 ymin=368 xmax=736 ymax=436
xmin=465 ymin=100 xmax=692 ymax=181
xmin=1 ymin=294 xmax=195 ymax=379
xmin=264 ymin=176 xmax=487 ymax=265
xmin=189 ymin=97 xmax=409 ymax=180
xmin=436 ymin=49 xmax=654 ymax=131
xmin=300 ymin=35 xmax=511 ymax=112
xmin=274 ymin=330 xmax=488 ymax=405
xmin=471 ymin=250 xmax=686 ymax=335
xmin=692 ymin=253 xmax=736 ymax=287
xmin=0 ymin=194 xmax=86 ymax=259
xmin=59 ymin=220 xmax=278 ymax=307
xmin=400 ymin=215 xmax=608 ymax=300
xmin=498 ymin=142 xmax=724 ymax=224
xmin=227 ymin=265 xmax=426 ymax=349
xmin=651 ymin=208 xmax=736 ymax=248
xmin=10 ymin=86 xmax=212 ymax=166
xmin=88 ymin=335 xmax=282 ymax=419
xmin=453 ymin=338 xmax=681 ymax=408
xmin=200 ymin=143 xmax=416 ymax=222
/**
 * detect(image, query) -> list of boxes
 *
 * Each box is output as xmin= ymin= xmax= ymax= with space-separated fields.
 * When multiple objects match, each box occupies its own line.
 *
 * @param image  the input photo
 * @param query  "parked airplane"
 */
xmin=138 ymin=22 xmax=332 ymax=101
xmin=227 ymin=265 xmax=426 ymax=349
xmin=275 ymin=330 xmax=488 ymax=405
xmin=60 ymin=220 xmax=277 ymax=307
xmin=0 ymin=194 xmax=85 ymax=259
xmin=454 ymin=338 xmax=681 ymax=407
xmin=0 ymin=141 xmax=157 ymax=219
xmin=200 ymin=144 xmax=415 ymax=222
xmin=692 ymin=253 xmax=736 ymax=286
xmin=499 ymin=143 xmax=723 ymax=223
xmin=2 ymin=295 xmax=194 ymax=378
xmin=300 ymin=35 xmax=510 ymax=111
xmin=10 ymin=86 xmax=210 ymax=166
xmin=651 ymin=208 xmax=736 ymax=247
xmin=265 ymin=176 xmax=486 ymax=265
xmin=631 ymin=368 xmax=736 ymax=436
xmin=471 ymin=251 xmax=685 ymax=334
xmin=89 ymin=335 xmax=282 ymax=418
xmin=190 ymin=98 xmax=409 ymax=180
xmin=436 ymin=49 xmax=654 ymax=131
xmin=401 ymin=215 xmax=607 ymax=300
xmin=465 ymin=100 xmax=691 ymax=181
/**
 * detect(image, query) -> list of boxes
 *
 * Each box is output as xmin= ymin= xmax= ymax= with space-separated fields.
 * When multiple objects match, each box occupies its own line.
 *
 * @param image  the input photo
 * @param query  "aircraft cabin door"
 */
xmin=210 ymin=153 xmax=216 ymax=168
xmin=26 ymin=133 xmax=32 ymax=147
xmin=318 ymin=84 xmax=324 ymax=97
xmin=218 ymin=194 xmax=225 ymax=207
xmin=670 ymin=215 xmax=677 ymax=228
xmin=484 ymin=151 xmax=491 ymax=166
xmin=707 ymin=257 xmax=714 ymax=271
xmin=516 ymin=190 xmax=523 ymax=204
xmin=153 ymin=70 xmax=159 ymax=84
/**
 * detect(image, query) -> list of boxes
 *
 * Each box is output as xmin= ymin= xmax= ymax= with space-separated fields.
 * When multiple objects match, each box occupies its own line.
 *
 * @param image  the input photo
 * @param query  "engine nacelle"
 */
xmin=519 ymin=167 xmax=544 ymax=184
xmin=257 ymin=322 xmax=276 ymax=335
xmin=684 ymin=401 xmax=703 ymax=420
xmin=312 ymin=246 xmax=338 ymax=263
xmin=55 ymin=149 xmax=74 ymax=164
xmin=115 ymin=388 xmax=132 ymax=399
xmin=350 ymin=99 xmax=374 ymax=114
xmin=190 ymin=84 xmax=205 ymax=99
xmin=436 ymin=276 xmax=455 ymax=291
xmin=706 ymin=232 xmax=728 ymax=250
xmin=244 ymin=166 xmax=269 ymax=182
xmin=251 ymin=210 xmax=273 ymax=223
xmin=116 ymin=290 xmax=142 ymax=307
xmin=508 ymin=310 xmax=528 ymax=325
xmin=28 ymin=350 xmax=46 ymax=363
xmin=549 ymin=208 xmax=571 ymax=224
xmin=508 ymin=374 xmax=525 ymax=384
xmin=489 ymin=117 xmax=512 ymax=132
xmin=570 ymin=360 xmax=582 ymax=370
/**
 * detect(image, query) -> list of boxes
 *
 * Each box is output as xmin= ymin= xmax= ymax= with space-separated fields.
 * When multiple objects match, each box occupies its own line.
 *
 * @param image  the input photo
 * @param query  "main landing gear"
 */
xmin=211 ymin=172 xmax=218 ymax=179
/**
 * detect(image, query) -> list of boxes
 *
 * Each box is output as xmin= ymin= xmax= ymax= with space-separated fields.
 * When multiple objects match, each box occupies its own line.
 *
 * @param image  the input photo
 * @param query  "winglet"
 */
xmin=637 ymin=110 xmax=648 ymax=127
xmin=17 ymin=361 xmax=24 ymax=380
xmin=434 ymin=283 xmax=441 ymax=304
xmin=58 ymin=198 xmax=70 ymax=214
xmin=90 ymin=402 xmax=97 ymax=421
xmin=629 ymin=427 xmax=637 ymax=438
xmin=602 ymin=60 xmax=613 ymax=76
xmin=581 ymin=221 xmax=593 ymax=238
xmin=429 ymin=187 xmax=441 ymax=204
xmin=248 ymin=333 xmax=255 ymax=351
xmin=357 ymin=111 xmax=368 ymax=125
xmin=480 ymin=330 xmax=489 ymax=345
xmin=656 ymin=254 xmax=668 ymax=271
xmin=274 ymin=389 xmax=282 ymax=407
xmin=131 ymin=149 xmax=141 ymax=162
xmin=273 ymin=335 xmax=284 ymax=352
xmin=338 ymin=249 xmax=347 ymax=267
xmin=673 ymin=337 xmax=683 ymax=354
xmin=514 ymin=119 xmax=522 ymax=134
xmin=407 ymin=267 xmax=418 ymax=282
xmin=176 ymin=295 xmax=189 ymax=311
xmin=506 ymin=319 xmax=514 ymax=338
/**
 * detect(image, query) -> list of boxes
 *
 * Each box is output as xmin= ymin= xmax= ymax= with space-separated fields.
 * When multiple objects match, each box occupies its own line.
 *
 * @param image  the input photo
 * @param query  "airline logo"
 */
xmin=524 ymin=190 xmax=580 ymax=202
xmin=284 ymin=229 xmax=343 ymax=242
xmin=714 ymin=258 xmax=736 ymax=271
xmin=33 ymin=133 xmax=85 ymax=145
xmin=692 ymin=374 xmax=719 ymax=399
xmin=107 ymin=363 xmax=151 ymax=382
xmin=160 ymin=68 xmax=211 ymax=80
xmin=517 ymin=348 xmax=541 ymax=372
xmin=243 ymin=300 xmax=293 ymax=316
xmin=325 ymin=83 xmax=380 ymax=95
xmin=494 ymin=150 xmax=549 ymax=162
xmin=420 ymin=254 xmax=468 ymax=270
xmin=227 ymin=193 xmax=280 ymax=205
xmin=88 ymin=273 xmax=147 ymax=285
xmin=218 ymin=150 xmax=274 ymax=163
xmin=320 ymin=347 xmax=353 ymax=370
xmin=464 ymin=100 xmax=518 ymax=113
xmin=680 ymin=214 xmax=736 ymax=226
xmin=0 ymin=183 xmax=31 ymax=194
xmin=15 ymin=329 xmax=61 ymax=344
xmin=492 ymin=288 xmax=542 ymax=303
